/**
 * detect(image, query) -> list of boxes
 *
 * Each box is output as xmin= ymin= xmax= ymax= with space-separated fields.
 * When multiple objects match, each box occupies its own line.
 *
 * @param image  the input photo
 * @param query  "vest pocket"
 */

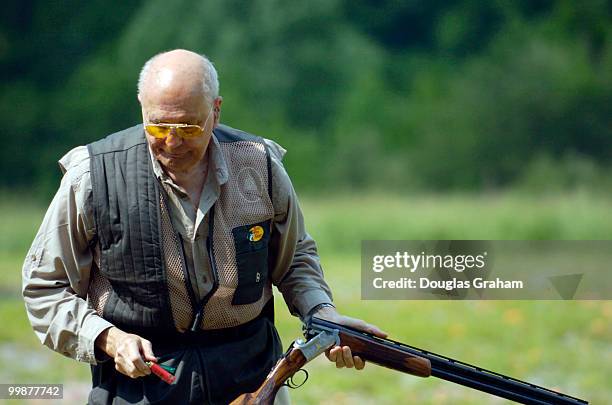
xmin=231 ymin=220 xmax=271 ymax=305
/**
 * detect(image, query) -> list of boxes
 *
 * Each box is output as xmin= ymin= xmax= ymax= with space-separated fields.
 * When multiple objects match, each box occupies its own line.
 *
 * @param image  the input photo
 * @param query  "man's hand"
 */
xmin=96 ymin=327 xmax=157 ymax=378
xmin=312 ymin=306 xmax=387 ymax=370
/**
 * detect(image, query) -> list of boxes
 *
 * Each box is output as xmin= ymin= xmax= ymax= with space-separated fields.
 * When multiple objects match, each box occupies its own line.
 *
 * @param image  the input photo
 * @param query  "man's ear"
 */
xmin=215 ymin=96 xmax=223 ymax=112
xmin=213 ymin=97 xmax=223 ymax=125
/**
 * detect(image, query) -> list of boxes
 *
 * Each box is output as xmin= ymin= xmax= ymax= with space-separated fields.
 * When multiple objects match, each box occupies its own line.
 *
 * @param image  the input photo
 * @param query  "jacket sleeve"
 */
xmin=265 ymin=139 xmax=334 ymax=318
xmin=22 ymin=146 xmax=113 ymax=365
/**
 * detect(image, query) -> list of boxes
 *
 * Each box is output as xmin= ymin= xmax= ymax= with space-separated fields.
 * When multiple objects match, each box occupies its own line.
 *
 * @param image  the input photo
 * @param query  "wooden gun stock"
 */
xmin=231 ymin=317 xmax=430 ymax=405
xmin=230 ymin=348 xmax=307 ymax=405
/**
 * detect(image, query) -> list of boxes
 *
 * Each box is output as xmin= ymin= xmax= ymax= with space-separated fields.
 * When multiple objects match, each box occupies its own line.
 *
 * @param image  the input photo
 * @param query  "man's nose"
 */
xmin=165 ymin=129 xmax=183 ymax=148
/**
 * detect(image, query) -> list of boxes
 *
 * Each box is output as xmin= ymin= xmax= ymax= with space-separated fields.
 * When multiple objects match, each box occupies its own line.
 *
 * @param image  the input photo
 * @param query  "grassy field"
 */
xmin=1 ymin=192 xmax=610 ymax=404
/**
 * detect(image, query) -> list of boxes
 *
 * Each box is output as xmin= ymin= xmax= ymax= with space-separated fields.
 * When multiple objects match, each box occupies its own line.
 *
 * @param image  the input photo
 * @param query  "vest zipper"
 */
xmin=190 ymin=205 xmax=220 ymax=332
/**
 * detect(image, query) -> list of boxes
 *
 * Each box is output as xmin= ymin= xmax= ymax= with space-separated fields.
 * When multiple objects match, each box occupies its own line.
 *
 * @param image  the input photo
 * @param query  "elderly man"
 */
xmin=22 ymin=49 xmax=385 ymax=404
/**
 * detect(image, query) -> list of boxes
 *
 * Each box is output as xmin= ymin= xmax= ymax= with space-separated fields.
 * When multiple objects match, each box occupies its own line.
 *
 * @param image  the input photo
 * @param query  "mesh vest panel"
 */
xmin=201 ymin=140 xmax=275 ymax=329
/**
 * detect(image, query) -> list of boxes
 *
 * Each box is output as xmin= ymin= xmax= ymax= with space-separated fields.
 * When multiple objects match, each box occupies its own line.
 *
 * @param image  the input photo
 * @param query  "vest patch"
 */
xmin=237 ymin=166 xmax=264 ymax=202
xmin=248 ymin=225 xmax=264 ymax=242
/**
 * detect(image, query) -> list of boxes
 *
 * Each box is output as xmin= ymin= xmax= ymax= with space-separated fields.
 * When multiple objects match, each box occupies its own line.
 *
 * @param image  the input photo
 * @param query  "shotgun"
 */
xmin=231 ymin=317 xmax=588 ymax=405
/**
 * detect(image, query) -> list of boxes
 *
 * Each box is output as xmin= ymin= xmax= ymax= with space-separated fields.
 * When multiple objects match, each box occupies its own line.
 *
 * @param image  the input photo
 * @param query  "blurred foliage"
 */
xmin=0 ymin=0 xmax=610 ymax=196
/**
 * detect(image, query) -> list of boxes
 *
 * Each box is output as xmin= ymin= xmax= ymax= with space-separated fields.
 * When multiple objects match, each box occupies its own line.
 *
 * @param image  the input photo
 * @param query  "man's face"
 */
xmin=141 ymin=95 xmax=218 ymax=175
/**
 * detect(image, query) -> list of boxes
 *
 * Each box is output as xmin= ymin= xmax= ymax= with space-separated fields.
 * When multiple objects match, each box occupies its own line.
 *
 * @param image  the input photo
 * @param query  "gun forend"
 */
xmin=307 ymin=317 xmax=432 ymax=378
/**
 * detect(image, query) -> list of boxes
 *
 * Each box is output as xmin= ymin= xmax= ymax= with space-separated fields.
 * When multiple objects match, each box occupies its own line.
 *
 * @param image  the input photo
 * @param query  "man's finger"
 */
xmin=354 ymin=356 xmax=365 ymax=370
xmin=353 ymin=319 xmax=388 ymax=338
xmin=333 ymin=347 xmax=345 ymax=368
xmin=335 ymin=347 xmax=347 ymax=368
xmin=132 ymin=352 xmax=151 ymax=376
xmin=340 ymin=316 xmax=388 ymax=339
xmin=116 ymin=359 xmax=138 ymax=378
xmin=342 ymin=346 xmax=354 ymax=368
xmin=126 ymin=341 xmax=149 ymax=376
xmin=141 ymin=339 xmax=157 ymax=363
xmin=365 ymin=323 xmax=388 ymax=338
xmin=328 ymin=347 xmax=339 ymax=363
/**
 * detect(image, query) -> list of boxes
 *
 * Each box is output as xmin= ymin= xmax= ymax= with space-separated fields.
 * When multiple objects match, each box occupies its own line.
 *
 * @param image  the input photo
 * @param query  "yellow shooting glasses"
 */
xmin=145 ymin=105 xmax=214 ymax=140
xmin=145 ymin=123 xmax=205 ymax=139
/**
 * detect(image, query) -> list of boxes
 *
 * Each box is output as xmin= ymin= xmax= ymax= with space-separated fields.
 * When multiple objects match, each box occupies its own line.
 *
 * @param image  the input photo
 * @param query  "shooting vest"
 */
xmin=86 ymin=124 xmax=281 ymax=404
xmin=87 ymin=123 xmax=276 ymax=331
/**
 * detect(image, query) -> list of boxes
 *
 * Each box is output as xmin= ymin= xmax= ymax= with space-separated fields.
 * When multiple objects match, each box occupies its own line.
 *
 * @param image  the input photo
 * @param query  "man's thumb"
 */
xmin=140 ymin=339 xmax=157 ymax=362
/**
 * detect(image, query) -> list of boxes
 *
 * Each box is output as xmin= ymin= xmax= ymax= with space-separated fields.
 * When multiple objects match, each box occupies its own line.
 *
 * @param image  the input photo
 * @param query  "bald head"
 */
xmin=138 ymin=49 xmax=219 ymax=107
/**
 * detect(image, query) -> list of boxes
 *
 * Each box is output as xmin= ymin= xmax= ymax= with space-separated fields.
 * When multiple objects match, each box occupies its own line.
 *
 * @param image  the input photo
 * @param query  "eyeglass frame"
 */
xmin=143 ymin=104 xmax=215 ymax=139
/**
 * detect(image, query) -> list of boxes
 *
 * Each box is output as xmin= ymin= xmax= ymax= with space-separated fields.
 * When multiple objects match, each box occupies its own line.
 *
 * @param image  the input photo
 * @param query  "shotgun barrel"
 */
xmin=308 ymin=317 xmax=588 ymax=405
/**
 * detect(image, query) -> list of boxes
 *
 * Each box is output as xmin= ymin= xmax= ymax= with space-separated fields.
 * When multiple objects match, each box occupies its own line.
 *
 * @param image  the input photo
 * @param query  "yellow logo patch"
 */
xmin=248 ymin=225 xmax=264 ymax=242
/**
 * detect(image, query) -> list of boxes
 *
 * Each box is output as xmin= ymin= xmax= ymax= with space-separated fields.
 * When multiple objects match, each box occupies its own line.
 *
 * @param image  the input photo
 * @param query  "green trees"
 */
xmin=1 ymin=1 xmax=610 ymax=195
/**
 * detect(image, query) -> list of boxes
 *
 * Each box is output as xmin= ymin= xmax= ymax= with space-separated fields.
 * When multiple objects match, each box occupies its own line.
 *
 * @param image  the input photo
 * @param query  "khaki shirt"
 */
xmin=22 ymin=131 xmax=333 ymax=365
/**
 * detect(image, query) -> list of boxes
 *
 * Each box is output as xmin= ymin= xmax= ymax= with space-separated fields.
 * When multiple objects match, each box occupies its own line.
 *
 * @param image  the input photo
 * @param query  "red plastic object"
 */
xmin=148 ymin=362 xmax=176 ymax=384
